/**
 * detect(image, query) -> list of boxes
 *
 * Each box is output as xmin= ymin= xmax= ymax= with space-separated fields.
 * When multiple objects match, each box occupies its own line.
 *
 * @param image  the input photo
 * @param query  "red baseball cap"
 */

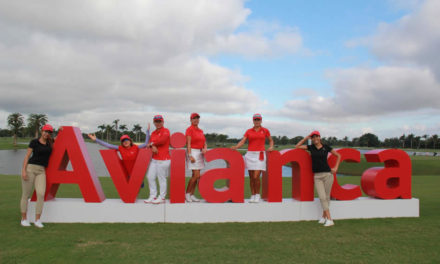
xmin=310 ymin=130 xmax=320 ymax=137
xmin=120 ymin=135 xmax=132 ymax=142
xmin=253 ymin=113 xmax=262 ymax=120
xmin=190 ymin=113 xmax=200 ymax=119
xmin=42 ymin=124 xmax=53 ymax=132
xmin=153 ymin=115 xmax=164 ymax=121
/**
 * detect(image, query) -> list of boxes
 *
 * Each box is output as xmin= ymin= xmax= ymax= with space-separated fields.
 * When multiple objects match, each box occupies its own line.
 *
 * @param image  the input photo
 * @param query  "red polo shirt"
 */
xmin=244 ymin=127 xmax=271 ymax=151
xmin=185 ymin=125 xmax=206 ymax=149
xmin=118 ymin=145 xmax=139 ymax=178
xmin=149 ymin=127 xmax=170 ymax=160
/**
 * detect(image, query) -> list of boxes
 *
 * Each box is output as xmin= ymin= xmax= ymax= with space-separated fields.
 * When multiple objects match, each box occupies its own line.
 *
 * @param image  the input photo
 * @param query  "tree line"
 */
xmin=204 ymin=132 xmax=440 ymax=149
xmin=3 ymin=113 xmax=440 ymax=149
xmin=3 ymin=113 xmax=49 ymax=146
xmin=2 ymin=113 xmax=148 ymax=146
xmin=93 ymin=119 xmax=148 ymax=143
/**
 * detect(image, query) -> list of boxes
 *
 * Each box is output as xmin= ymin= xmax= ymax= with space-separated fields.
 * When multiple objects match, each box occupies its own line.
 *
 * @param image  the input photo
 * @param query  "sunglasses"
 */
xmin=253 ymin=118 xmax=261 ymax=121
xmin=192 ymin=116 xmax=200 ymax=120
xmin=154 ymin=120 xmax=163 ymax=123
xmin=44 ymin=130 xmax=53 ymax=134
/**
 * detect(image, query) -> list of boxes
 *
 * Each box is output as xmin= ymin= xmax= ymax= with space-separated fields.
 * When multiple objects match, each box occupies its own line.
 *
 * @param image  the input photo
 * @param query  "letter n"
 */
xmin=264 ymin=149 xmax=314 ymax=202
xmin=199 ymin=148 xmax=244 ymax=203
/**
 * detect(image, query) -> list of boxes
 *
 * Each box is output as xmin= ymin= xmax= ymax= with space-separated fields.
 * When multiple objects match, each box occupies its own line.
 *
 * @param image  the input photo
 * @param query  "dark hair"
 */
xmin=45 ymin=132 xmax=54 ymax=148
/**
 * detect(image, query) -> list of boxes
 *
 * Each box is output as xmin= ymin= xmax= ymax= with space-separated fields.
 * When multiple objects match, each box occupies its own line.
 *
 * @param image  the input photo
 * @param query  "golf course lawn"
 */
xmin=0 ymin=175 xmax=439 ymax=263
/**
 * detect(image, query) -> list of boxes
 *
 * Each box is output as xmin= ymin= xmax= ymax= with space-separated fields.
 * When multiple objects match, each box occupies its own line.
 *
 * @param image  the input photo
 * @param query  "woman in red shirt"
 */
xmin=232 ymin=114 xmax=274 ymax=203
xmin=88 ymin=124 xmax=150 ymax=180
xmin=145 ymin=115 xmax=171 ymax=204
xmin=185 ymin=113 xmax=208 ymax=202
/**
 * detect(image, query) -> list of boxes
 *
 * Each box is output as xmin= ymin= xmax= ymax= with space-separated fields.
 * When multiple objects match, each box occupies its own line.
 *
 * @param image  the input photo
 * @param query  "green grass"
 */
xmin=0 ymin=137 xmax=31 ymax=150
xmin=0 ymin=174 xmax=439 ymax=263
xmin=337 ymin=155 xmax=440 ymax=176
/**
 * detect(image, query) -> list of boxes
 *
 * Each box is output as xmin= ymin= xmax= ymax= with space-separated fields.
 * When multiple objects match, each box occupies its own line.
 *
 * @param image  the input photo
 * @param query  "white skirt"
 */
xmin=245 ymin=151 xmax=266 ymax=171
xmin=187 ymin=148 xmax=205 ymax=170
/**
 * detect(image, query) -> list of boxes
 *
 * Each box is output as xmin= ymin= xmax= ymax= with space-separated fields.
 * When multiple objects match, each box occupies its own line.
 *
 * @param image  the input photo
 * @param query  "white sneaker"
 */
xmin=152 ymin=197 xmax=165 ymax=204
xmin=34 ymin=220 xmax=44 ymax=228
xmin=324 ymin=219 xmax=334 ymax=227
xmin=249 ymin=195 xmax=255 ymax=203
xmin=318 ymin=217 xmax=327 ymax=224
xmin=144 ymin=196 xmax=156 ymax=203
xmin=191 ymin=195 xmax=200 ymax=202
xmin=21 ymin=219 xmax=31 ymax=227
xmin=185 ymin=193 xmax=192 ymax=203
xmin=254 ymin=194 xmax=261 ymax=203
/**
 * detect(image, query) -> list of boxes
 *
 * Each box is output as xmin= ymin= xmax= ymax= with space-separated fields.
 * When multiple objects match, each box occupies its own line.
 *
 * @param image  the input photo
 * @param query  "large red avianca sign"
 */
xmin=33 ymin=127 xmax=412 ymax=203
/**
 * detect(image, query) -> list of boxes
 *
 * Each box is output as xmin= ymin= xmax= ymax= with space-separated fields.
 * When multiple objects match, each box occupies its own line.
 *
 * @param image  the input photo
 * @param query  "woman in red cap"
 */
xmin=232 ymin=114 xmax=274 ymax=203
xmin=145 ymin=115 xmax=171 ymax=204
xmin=296 ymin=130 xmax=341 ymax=227
xmin=20 ymin=124 xmax=56 ymax=228
xmin=88 ymin=124 xmax=150 ymax=180
xmin=185 ymin=113 xmax=207 ymax=202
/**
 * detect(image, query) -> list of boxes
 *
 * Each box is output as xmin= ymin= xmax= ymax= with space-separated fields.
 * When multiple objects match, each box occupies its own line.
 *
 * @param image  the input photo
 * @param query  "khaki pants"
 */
xmin=21 ymin=164 xmax=46 ymax=215
xmin=314 ymin=172 xmax=334 ymax=211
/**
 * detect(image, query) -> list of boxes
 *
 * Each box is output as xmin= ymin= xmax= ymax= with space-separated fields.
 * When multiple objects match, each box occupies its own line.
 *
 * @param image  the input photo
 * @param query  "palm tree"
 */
xmin=7 ymin=113 xmax=25 ymax=146
xmin=422 ymin=134 xmax=428 ymax=149
xmin=343 ymin=136 xmax=349 ymax=146
xmin=27 ymin=113 xmax=48 ymax=138
xmin=415 ymin=136 xmax=421 ymax=149
xmin=119 ymin=124 xmax=128 ymax=133
xmin=432 ymin=135 xmax=439 ymax=150
xmin=132 ymin=124 xmax=142 ymax=142
xmin=113 ymin=119 xmax=120 ymax=140
xmin=98 ymin=124 xmax=106 ymax=139
xmin=399 ymin=134 xmax=406 ymax=148
xmin=105 ymin=125 xmax=113 ymax=142
xmin=407 ymin=134 xmax=415 ymax=149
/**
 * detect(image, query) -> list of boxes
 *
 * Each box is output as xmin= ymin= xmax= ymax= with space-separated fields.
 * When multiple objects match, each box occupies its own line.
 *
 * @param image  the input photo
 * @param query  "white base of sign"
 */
xmin=26 ymin=197 xmax=419 ymax=223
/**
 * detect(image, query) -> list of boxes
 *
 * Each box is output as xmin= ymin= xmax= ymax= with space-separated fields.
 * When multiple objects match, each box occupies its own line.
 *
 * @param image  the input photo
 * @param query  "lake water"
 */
xmin=0 ymin=142 xmax=295 ymax=176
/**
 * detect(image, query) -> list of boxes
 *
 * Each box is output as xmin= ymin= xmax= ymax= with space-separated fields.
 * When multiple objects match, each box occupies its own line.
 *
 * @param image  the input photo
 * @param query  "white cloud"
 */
xmin=205 ymin=24 xmax=303 ymax=58
xmin=0 ymin=0 xmax=305 ymax=125
xmin=371 ymin=0 xmax=440 ymax=78
xmin=281 ymin=0 xmax=440 ymax=124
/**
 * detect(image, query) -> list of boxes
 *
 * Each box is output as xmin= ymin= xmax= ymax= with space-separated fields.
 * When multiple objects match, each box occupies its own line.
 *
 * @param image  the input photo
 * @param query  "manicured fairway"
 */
xmin=337 ymin=155 xmax=440 ymax=176
xmin=0 ymin=175 xmax=439 ymax=263
xmin=0 ymin=137 xmax=30 ymax=150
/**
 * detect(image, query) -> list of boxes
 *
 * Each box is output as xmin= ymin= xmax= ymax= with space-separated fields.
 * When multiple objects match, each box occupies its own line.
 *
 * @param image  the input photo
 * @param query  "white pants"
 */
xmin=146 ymin=159 xmax=170 ymax=199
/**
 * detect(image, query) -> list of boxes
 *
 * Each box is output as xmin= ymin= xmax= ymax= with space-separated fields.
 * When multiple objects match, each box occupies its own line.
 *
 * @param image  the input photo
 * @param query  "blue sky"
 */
xmin=213 ymin=0 xmax=407 ymax=108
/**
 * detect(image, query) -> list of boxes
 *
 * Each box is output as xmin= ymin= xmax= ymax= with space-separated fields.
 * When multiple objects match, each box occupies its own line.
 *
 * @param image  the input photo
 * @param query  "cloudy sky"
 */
xmin=0 ymin=0 xmax=439 ymax=139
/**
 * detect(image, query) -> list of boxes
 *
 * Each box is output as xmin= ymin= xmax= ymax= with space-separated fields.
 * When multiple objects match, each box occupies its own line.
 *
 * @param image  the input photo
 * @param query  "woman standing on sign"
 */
xmin=296 ymin=131 xmax=341 ymax=227
xmin=87 ymin=124 xmax=150 ymax=180
xmin=185 ymin=113 xmax=208 ymax=203
xmin=231 ymin=114 xmax=274 ymax=203
xmin=20 ymin=124 xmax=56 ymax=228
xmin=144 ymin=115 xmax=171 ymax=204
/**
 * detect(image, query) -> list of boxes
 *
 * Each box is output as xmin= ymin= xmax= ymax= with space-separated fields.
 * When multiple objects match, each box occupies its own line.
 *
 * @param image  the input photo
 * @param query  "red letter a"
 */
xmin=361 ymin=149 xmax=412 ymax=199
xmin=35 ymin=126 xmax=105 ymax=202
xmin=100 ymin=148 xmax=152 ymax=203
xmin=199 ymin=148 xmax=245 ymax=203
